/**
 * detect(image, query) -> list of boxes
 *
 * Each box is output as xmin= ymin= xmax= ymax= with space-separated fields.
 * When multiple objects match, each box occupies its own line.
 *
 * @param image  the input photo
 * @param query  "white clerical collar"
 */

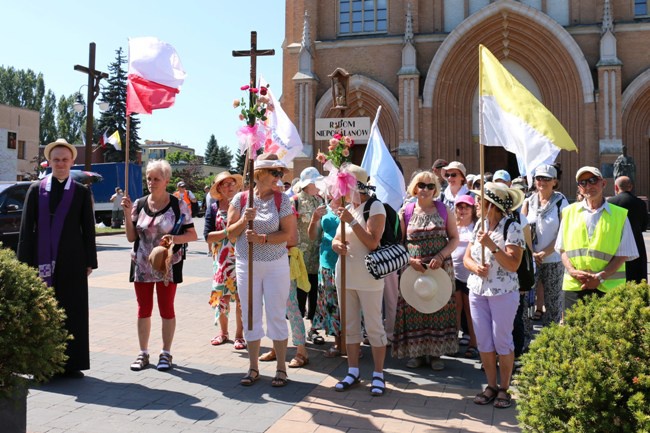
xmin=45 ymin=174 xmax=73 ymax=192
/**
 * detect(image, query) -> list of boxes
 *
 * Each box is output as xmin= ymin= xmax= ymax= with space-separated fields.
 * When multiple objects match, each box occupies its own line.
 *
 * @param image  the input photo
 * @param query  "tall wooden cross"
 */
xmin=74 ymin=42 xmax=108 ymax=171
xmin=232 ymin=31 xmax=275 ymax=330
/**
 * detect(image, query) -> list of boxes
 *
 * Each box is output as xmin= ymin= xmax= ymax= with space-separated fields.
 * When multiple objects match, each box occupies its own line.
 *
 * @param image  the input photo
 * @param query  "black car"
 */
xmin=0 ymin=181 xmax=32 ymax=251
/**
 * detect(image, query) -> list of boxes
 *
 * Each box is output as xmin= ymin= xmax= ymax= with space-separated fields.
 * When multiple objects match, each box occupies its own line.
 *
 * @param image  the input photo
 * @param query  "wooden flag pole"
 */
xmin=125 ymin=116 xmax=130 ymax=197
xmin=233 ymin=31 xmax=275 ymax=331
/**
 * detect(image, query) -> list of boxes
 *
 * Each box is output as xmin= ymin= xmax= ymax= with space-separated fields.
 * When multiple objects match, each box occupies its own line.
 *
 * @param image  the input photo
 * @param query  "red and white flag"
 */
xmin=126 ymin=37 xmax=186 ymax=115
xmin=99 ymin=130 xmax=109 ymax=148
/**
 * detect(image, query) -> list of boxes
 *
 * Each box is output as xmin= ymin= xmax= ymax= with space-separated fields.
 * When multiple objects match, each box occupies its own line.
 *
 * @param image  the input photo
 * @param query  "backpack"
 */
xmin=403 ymin=200 xmax=448 ymax=235
xmin=362 ymin=196 xmax=402 ymax=246
xmin=130 ymin=194 xmax=187 ymax=283
xmin=503 ymin=211 xmax=535 ymax=292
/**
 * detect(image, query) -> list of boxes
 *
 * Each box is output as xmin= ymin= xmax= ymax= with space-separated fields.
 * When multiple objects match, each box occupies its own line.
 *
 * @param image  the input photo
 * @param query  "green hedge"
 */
xmin=0 ymin=247 xmax=69 ymax=398
xmin=516 ymin=282 xmax=650 ymax=432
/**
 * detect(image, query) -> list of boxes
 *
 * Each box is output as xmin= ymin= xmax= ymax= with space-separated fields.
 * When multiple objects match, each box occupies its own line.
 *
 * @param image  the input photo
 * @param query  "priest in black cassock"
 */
xmin=18 ymin=138 xmax=98 ymax=378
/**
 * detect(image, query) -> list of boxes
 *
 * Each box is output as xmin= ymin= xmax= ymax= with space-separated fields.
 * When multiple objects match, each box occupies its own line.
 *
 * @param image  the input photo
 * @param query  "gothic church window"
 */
xmin=339 ymin=0 xmax=387 ymax=34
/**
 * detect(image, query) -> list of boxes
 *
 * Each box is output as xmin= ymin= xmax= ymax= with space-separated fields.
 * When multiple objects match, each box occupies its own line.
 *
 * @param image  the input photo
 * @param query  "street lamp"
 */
xmin=74 ymin=42 xmax=108 ymax=170
xmin=72 ymin=86 xmax=109 ymax=114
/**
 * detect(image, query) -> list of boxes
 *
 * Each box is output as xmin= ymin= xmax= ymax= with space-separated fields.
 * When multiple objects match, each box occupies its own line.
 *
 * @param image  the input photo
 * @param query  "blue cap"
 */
xmin=493 ymin=170 xmax=511 ymax=183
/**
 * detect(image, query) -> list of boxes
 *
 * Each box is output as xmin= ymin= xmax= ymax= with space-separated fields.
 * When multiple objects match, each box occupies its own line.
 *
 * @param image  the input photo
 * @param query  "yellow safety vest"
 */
xmin=561 ymin=202 xmax=627 ymax=292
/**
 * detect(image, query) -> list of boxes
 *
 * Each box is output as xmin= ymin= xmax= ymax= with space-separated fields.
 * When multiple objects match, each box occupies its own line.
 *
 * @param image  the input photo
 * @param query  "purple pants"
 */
xmin=469 ymin=290 xmax=519 ymax=355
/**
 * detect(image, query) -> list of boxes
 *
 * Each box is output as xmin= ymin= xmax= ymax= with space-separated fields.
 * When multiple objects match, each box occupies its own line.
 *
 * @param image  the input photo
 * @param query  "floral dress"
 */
xmin=312 ymin=210 xmax=340 ymax=336
xmin=209 ymin=208 xmax=237 ymax=320
xmin=392 ymin=206 xmax=458 ymax=359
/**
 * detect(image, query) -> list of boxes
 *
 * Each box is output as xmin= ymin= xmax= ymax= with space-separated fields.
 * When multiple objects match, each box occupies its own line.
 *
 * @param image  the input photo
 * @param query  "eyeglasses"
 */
xmin=219 ymin=180 xmax=236 ymax=188
xmin=416 ymin=182 xmax=436 ymax=191
xmin=444 ymin=172 xmax=458 ymax=178
xmin=535 ymin=176 xmax=552 ymax=182
xmin=577 ymin=176 xmax=600 ymax=187
xmin=267 ymin=169 xmax=284 ymax=178
xmin=456 ymin=204 xmax=472 ymax=210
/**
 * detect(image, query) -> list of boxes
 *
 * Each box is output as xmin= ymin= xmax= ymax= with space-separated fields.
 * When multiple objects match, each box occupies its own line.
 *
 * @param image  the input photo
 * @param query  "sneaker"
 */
xmin=157 ymin=352 xmax=173 ymax=371
xmin=130 ymin=353 xmax=150 ymax=371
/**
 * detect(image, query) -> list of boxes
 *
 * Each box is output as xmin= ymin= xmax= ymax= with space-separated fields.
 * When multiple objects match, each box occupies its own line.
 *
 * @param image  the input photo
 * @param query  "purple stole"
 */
xmin=38 ymin=175 xmax=75 ymax=287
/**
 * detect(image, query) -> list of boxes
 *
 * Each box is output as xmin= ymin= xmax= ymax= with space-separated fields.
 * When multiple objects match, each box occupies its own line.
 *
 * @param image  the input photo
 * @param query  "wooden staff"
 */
xmin=125 ymin=116 xmax=130 ymax=197
xmin=233 ymin=31 xmax=275 ymax=330
xmin=340 ymin=196 xmax=347 ymax=355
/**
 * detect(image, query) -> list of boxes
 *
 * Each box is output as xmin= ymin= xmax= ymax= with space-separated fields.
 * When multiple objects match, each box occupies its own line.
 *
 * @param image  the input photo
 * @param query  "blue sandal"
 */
xmin=335 ymin=373 xmax=360 ymax=392
xmin=370 ymin=375 xmax=385 ymax=396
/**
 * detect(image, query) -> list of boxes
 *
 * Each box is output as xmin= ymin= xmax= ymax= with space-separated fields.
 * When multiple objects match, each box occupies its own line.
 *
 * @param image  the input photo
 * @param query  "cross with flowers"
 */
xmin=232 ymin=31 xmax=275 ymax=330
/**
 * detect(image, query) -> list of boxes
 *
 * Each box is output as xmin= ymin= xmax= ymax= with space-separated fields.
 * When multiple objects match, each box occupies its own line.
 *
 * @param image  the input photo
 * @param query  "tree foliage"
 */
xmin=205 ymin=134 xmax=219 ymax=165
xmin=56 ymin=94 xmax=83 ymax=144
xmin=215 ymin=145 xmax=233 ymax=168
xmin=234 ymin=151 xmax=246 ymax=174
xmin=99 ymin=47 xmax=140 ymax=163
xmin=516 ymin=283 xmax=650 ymax=432
xmin=40 ymin=90 xmax=58 ymax=146
xmin=0 ymin=66 xmax=45 ymax=110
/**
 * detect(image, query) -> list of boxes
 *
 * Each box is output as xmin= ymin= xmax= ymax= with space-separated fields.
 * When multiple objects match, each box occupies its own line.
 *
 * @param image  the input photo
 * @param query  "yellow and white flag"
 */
xmin=107 ymin=130 xmax=122 ymax=151
xmin=479 ymin=45 xmax=577 ymax=181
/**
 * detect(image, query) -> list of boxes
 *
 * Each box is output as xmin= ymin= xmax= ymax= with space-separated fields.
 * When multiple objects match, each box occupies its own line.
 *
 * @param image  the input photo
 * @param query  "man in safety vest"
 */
xmin=174 ymin=181 xmax=198 ymax=217
xmin=555 ymin=166 xmax=638 ymax=312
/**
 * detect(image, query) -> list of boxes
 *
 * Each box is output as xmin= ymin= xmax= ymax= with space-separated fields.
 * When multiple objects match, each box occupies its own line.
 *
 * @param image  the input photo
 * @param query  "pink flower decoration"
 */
xmin=336 ymin=171 xmax=356 ymax=198
xmin=344 ymin=137 xmax=353 ymax=147
xmin=342 ymin=148 xmax=350 ymax=157
xmin=239 ymin=114 xmax=245 ymax=121
xmin=316 ymin=152 xmax=327 ymax=164
xmin=250 ymin=88 xmax=259 ymax=94
xmin=260 ymin=87 xmax=268 ymax=96
xmin=241 ymin=85 xmax=250 ymax=91
xmin=233 ymin=99 xmax=241 ymax=108
xmin=329 ymin=138 xmax=339 ymax=147
xmin=333 ymin=133 xmax=342 ymax=140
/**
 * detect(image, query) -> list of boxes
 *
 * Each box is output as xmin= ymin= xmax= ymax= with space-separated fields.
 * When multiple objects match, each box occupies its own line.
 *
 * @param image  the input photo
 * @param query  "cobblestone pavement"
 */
xmin=35 ymin=217 xmax=640 ymax=432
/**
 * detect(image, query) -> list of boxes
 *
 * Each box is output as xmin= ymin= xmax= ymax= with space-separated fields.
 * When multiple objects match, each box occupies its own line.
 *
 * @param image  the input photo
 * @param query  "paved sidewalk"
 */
xmin=27 ymin=224 xmax=521 ymax=433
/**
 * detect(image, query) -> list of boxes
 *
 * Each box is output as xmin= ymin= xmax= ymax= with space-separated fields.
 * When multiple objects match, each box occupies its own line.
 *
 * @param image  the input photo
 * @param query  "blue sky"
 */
xmin=2 ymin=1 xmax=285 ymax=157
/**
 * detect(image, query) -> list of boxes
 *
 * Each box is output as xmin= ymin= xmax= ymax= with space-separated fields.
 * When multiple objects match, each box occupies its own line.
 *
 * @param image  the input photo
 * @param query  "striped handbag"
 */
xmin=364 ymin=243 xmax=409 ymax=280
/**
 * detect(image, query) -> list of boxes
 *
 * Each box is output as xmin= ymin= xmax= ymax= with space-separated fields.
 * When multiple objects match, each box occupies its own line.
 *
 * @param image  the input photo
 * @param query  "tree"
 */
xmin=0 ymin=67 xmax=45 ymax=111
xmin=98 ymin=47 xmax=140 ymax=163
xmin=234 ymin=151 xmax=246 ymax=174
xmin=56 ymin=95 xmax=83 ymax=145
xmin=40 ymin=90 xmax=58 ymax=145
xmin=215 ymin=145 xmax=233 ymax=168
xmin=205 ymin=134 xmax=219 ymax=165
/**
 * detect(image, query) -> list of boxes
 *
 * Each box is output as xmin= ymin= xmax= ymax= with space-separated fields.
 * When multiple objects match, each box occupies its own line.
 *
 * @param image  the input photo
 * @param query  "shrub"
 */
xmin=516 ymin=282 xmax=650 ymax=432
xmin=0 ymin=246 xmax=69 ymax=398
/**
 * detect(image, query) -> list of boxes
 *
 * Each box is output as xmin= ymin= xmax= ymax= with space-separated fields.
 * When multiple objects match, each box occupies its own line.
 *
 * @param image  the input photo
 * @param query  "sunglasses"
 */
xmin=444 ymin=172 xmax=459 ymax=178
xmin=219 ymin=180 xmax=237 ymax=188
xmin=267 ymin=169 xmax=284 ymax=178
xmin=535 ymin=176 xmax=552 ymax=182
xmin=577 ymin=176 xmax=600 ymax=187
xmin=416 ymin=182 xmax=436 ymax=191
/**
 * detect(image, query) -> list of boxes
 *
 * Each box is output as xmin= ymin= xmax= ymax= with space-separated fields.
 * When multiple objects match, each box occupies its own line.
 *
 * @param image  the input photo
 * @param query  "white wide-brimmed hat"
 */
xmin=254 ymin=153 xmax=288 ymax=171
xmin=400 ymin=267 xmax=453 ymax=314
xmin=471 ymin=181 xmax=524 ymax=213
xmin=296 ymin=167 xmax=324 ymax=190
xmin=44 ymin=138 xmax=78 ymax=161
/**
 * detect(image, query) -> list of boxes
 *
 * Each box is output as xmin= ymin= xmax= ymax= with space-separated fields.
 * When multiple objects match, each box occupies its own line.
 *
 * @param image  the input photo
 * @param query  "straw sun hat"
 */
xmin=209 ymin=171 xmax=243 ymax=200
xmin=400 ymin=267 xmax=453 ymax=314
xmin=44 ymin=138 xmax=78 ymax=161
xmin=471 ymin=181 xmax=524 ymax=213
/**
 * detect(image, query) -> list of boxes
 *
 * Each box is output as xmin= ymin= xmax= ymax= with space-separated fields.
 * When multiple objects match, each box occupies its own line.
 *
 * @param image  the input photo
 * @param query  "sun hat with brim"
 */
xmin=254 ymin=153 xmax=288 ymax=171
xmin=345 ymin=164 xmax=369 ymax=186
xmin=534 ymin=164 xmax=557 ymax=179
xmin=400 ymin=267 xmax=453 ymax=314
xmin=442 ymin=161 xmax=466 ymax=178
xmin=471 ymin=182 xmax=524 ymax=213
xmin=432 ymin=159 xmax=448 ymax=169
xmin=575 ymin=166 xmax=602 ymax=182
xmin=210 ymin=171 xmax=243 ymax=200
xmin=297 ymin=167 xmax=324 ymax=189
xmin=44 ymin=138 xmax=78 ymax=161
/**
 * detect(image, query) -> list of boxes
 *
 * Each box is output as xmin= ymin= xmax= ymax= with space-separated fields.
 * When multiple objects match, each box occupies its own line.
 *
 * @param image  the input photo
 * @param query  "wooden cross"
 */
xmin=74 ymin=42 xmax=108 ymax=171
xmin=232 ymin=31 xmax=275 ymax=331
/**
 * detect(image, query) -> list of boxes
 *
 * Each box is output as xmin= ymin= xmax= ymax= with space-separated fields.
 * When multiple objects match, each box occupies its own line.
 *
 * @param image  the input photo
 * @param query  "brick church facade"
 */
xmin=282 ymin=0 xmax=650 ymax=199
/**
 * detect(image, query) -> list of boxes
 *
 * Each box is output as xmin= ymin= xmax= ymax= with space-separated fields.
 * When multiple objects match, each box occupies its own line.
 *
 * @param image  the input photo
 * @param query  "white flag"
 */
xmin=107 ymin=130 xmax=122 ymax=151
xmin=260 ymin=77 xmax=303 ymax=165
xmin=361 ymin=106 xmax=406 ymax=211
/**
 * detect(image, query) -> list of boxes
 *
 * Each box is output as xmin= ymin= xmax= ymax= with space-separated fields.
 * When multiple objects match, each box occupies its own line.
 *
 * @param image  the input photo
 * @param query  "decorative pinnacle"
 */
xmin=405 ymin=1 xmax=414 ymax=44
xmin=602 ymin=0 xmax=614 ymax=34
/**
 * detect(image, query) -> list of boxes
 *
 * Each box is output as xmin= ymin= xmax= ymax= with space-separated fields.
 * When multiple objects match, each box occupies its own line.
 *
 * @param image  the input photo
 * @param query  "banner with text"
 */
xmin=315 ymin=117 xmax=371 ymax=143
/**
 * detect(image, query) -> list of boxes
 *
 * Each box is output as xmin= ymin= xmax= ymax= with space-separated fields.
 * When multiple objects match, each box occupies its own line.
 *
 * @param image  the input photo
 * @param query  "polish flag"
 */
xmin=126 ymin=37 xmax=186 ymax=115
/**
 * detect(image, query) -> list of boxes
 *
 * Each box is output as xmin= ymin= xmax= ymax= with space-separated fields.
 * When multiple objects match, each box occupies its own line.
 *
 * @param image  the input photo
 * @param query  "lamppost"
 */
xmin=74 ymin=42 xmax=108 ymax=170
